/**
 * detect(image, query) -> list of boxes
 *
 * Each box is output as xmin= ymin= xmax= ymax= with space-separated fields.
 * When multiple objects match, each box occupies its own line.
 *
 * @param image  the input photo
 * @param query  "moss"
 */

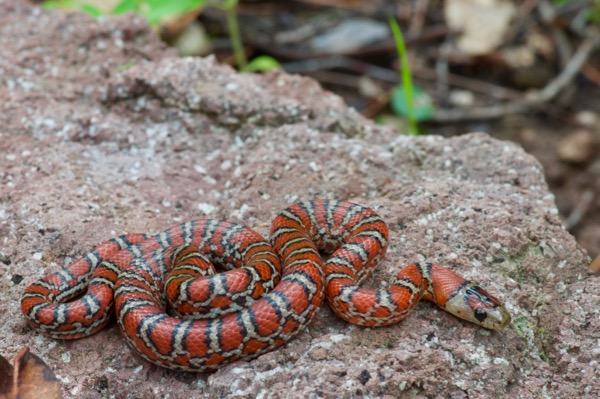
xmin=512 ymin=315 xmax=549 ymax=363
xmin=495 ymin=242 xmax=548 ymax=286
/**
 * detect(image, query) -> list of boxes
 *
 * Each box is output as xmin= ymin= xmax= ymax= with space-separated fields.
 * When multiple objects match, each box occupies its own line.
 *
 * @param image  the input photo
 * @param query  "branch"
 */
xmin=431 ymin=31 xmax=600 ymax=122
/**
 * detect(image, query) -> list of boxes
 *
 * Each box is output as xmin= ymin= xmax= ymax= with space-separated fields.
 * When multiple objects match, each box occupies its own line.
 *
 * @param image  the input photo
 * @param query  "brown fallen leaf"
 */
xmin=590 ymin=255 xmax=600 ymax=273
xmin=0 ymin=354 xmax=14 ymax=397
xmin=556 ymin=129 xmax=599 ymax=164
xmin=0 ymin=347 xmax=61 ymax=399
xmin=160 ymin=7 xmax=204 ymax=42
xmin=445 ymin=0 xmax=516 ymax=55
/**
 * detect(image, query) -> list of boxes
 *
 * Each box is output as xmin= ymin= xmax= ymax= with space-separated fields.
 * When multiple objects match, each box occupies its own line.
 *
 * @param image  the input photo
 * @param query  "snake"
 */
xmin=21 ymin=199 xmax=511 ymax=371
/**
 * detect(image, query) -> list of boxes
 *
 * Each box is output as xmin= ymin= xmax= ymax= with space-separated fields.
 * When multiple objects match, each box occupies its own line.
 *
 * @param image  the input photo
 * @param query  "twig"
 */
xmin=415 ymin=67 xmax=523 ymax=100
xmin=282 ymin=55 xmax=399 ymax=82
xmin=564 ymin=189 xmax=595 ymax=230
xmin=533 ymin=34 xmax=598 ymax=101
xmin=303 ymin=70 xmax=359 ymax=88
xmin=435 ymin=39 xmax=453 ymax=99
xmin=582 ymin=63 xmax=600 ymax=87
xmin=504 ymin=0 xmax=541 ymax=44
xmin=408 ymin=0 xmax=429 ymax=39
xmin=538 ymin=0 xmax=573 ymax=68
xmin=283 ymin=55 xmax=524 ymax=100
xmin=431 ymin=31 xmax=600 ymax=122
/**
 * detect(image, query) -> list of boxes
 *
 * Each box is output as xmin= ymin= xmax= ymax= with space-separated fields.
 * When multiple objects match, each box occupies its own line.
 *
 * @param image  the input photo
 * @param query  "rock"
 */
xmin=0 ymin=1 xmax=596 ymax=398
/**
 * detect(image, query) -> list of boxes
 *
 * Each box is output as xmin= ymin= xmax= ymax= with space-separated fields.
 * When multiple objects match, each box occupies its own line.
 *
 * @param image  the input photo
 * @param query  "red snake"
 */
xmin=21 ymin=200 xmax=511 ymax=371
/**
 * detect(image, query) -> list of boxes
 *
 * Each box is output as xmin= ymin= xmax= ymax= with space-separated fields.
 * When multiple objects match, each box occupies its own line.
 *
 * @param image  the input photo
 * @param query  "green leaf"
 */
xmin=242 ymin=55 xmax=281 ymax=73
xmin=585 ymin=7 xmax=600 ymax=23
xmin=388 ymin=15 xmax=420 ymax=135
xmin=391 ymin=85 xmax=434 ymax=122
xmin=143 ymin=0 xmax=206 ymax=25
xmin=79 ymin=3 xmax=105 ymax=17
xmin=42 ymin=0 xmax=74 ymax=10
xmin=42 ymin=0 xmax=104 ymax=16
xmin=112 ymin=0 xmax=140 ymax=15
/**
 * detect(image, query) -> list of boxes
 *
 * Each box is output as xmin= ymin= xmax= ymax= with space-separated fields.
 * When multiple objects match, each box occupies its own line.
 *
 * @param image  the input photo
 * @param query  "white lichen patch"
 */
xmin=466 ymin=345 xmax=491 ymax=366
xmin=197 ymin=203 xmax=215 ymax=215
xmin=61 ymin=351 xmax=71 ymax=363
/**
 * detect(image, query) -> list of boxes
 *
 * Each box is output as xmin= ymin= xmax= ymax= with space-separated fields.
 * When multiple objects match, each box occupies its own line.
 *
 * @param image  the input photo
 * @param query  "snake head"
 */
xmin=445 ymin=282 xmax=511 ymax=330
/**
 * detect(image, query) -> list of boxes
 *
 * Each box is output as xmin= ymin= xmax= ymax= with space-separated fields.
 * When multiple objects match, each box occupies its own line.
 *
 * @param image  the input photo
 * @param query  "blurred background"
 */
xmin=37 ymin=0 xmax=600 ymax=263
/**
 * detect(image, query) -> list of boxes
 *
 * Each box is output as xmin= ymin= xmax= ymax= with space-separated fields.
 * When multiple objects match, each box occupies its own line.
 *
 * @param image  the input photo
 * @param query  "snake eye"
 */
xmin=474 ymin=309 xmax=488 ymax=322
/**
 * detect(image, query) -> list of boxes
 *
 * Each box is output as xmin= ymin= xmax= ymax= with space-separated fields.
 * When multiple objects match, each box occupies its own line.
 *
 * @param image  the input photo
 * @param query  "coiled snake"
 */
xmin=21 ymin=199 xmax=510 ymax=371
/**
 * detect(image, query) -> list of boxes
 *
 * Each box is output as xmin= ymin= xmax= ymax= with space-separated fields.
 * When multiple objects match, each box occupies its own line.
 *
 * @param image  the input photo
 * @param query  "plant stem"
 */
xmin=222 ymin=0 xmax=246 ymax=69
xmin=388 ymin=15 xmax=418 ymax=136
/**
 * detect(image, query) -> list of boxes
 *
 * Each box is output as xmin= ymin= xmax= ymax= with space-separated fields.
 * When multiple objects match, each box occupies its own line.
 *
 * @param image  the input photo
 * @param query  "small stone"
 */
xmin=556 ymin=129 xmax=598 ymax=164
xmin=448 ymin=90 xmax=475 ymax=107
xmin=198 ymin=203 xmax=216 ymax=215
xmin=574 ymin=111 xmax=598 ymax=127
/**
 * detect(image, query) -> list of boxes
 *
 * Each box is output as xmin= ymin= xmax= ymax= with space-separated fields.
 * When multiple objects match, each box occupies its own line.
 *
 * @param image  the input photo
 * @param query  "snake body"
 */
xmin=21 ymin=200 xmax=510 ymax=371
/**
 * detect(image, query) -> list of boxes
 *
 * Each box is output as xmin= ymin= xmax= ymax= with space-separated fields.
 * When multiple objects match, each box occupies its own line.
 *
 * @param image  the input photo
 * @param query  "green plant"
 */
xmin=42 ymin=0 xmax=280 ymax=72
xmin=242 ymin=55 xmax=281 ymax=73
xmin=44 ymin=0 xmax=208 ymax=26
xmin=42 ymin=0 xmax=105 ymax=17
xmin=113 ymin=0 xmax=207 ymax=26
xmin=553 ymin=0 xmax=600 ymax=24
xmin=388 ymin=16 xmax=434 ymax=136
xmin=208 ymin=0 xmax=279 ymax=72
xmin=207 ymin=0 xmax=245 ymax=69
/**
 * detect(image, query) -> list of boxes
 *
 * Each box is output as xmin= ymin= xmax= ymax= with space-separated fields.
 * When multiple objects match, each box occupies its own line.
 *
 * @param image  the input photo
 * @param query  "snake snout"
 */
xmin=477 ymin=303 xmax=511 ymax=330
xmin=445 ymin=283 xmax=511 ymax=330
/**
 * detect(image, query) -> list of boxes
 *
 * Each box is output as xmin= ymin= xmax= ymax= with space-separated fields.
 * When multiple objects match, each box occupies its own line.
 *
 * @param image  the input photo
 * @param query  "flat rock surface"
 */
xmin=0 ymin=1 xmax=597 ymax=398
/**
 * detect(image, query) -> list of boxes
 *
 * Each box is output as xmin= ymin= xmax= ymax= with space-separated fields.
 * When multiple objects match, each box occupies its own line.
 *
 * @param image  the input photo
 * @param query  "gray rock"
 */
xmin=0 ymin=1 xmax=596 ymax=398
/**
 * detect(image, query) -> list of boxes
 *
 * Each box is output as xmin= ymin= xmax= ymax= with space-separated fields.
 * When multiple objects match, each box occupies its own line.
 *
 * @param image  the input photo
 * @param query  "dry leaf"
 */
xmin=445 ymin=0 xmax=516 ymax=55
xmin=0 ymin=354 xmax=14 ymax=397
xmin=590 ymin=255 xmax=600 ymax=273
xmin=556 ymin=129 xmax=599 ymax=164
xmin=0 ymin=347 xmax=61 ymax=399
xmin=160 ymin=8 xmax=204 ymax=42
